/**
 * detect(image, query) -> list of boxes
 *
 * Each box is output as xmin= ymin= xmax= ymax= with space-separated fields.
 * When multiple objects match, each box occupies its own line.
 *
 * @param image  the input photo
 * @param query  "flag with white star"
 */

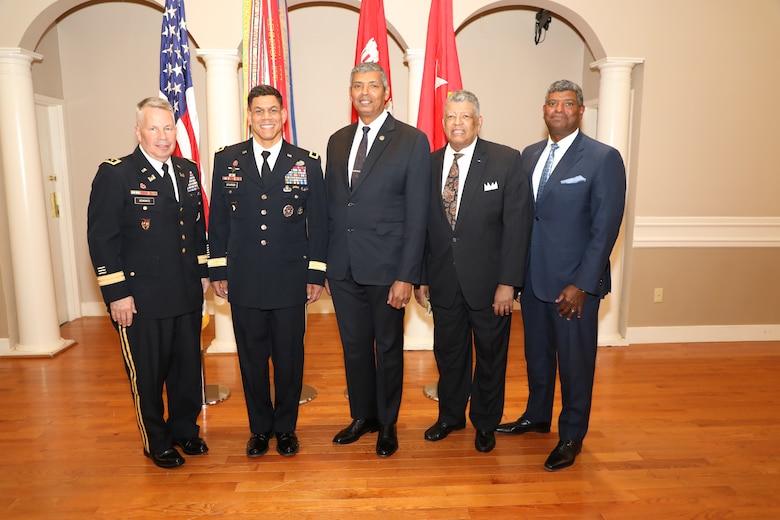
xmin=417 ymin=0 xmax=463 ymax=151
xmin=159 ymin=0 xmax=209 ymax=226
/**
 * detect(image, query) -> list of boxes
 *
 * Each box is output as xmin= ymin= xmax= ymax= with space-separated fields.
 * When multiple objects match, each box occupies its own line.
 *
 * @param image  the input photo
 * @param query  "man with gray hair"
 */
xmin=497 ymin=79 xmax=626 ymax=471
xmin=326 ymin=63 xmax=430 ymax=457
xmin=414 ymin=90 xmax=531 ymax=453
xmin=88 ymin=97 xmax=210 ymax=468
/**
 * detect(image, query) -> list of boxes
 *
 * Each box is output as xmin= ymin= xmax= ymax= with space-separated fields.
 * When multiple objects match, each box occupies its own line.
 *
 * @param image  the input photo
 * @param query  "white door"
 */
xmin=35 ymin=97 xmax=79 ymax=324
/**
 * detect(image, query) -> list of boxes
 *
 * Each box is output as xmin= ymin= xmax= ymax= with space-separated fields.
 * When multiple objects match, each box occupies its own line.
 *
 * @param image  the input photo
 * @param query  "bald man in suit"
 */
xmin=326 ymin=63 xmax=430 ymax=458
xmin=497 ymin=79 xmax=626 ymax=471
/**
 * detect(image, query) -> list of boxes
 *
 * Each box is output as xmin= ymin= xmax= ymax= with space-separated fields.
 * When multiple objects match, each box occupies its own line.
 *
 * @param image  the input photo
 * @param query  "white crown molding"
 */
xmin=633 ymin=217 xmax=780 ymax=247
xmin=627 ymin=324 xmax=780 ymax=344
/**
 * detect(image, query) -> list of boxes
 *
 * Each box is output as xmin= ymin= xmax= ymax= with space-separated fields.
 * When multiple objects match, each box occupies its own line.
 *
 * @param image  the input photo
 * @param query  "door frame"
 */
xmin=35 ymin=94 xmax=81 ymax=322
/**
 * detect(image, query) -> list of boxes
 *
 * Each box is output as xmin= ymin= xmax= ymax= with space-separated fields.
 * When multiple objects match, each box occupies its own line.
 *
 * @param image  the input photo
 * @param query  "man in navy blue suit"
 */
xmin=496 ymin=80 xmax=626 ymax=471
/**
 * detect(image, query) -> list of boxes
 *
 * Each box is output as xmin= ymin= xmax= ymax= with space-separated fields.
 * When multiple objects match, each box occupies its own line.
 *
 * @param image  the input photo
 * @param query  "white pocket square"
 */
xmin=560 ymin=175 xmax=586 ymax=184
xmin=483 ymin=181 xmax=498 ymax=191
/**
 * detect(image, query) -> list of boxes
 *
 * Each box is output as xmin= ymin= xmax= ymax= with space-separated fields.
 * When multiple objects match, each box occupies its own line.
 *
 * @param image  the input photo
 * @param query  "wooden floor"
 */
xmin=1 ymin=315 xmax=779 ymax=519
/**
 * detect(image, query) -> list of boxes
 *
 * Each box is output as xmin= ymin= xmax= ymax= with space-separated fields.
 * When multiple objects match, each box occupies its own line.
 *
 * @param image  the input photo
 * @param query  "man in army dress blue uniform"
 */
xmin=87 ymin=97 xmax=210 ymax=469
xmin=208 ymin=85 xmax=327 ymax=458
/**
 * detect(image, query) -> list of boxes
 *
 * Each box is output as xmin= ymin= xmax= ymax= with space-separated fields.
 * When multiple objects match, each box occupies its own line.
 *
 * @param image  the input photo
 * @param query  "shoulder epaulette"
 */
xmin=309 ymin=151 xmax=319 ymax=160
xmin=216 ymin=146 xmax=226 ymax=153
xmin=102 ymin=158 xmax=122 ymax=166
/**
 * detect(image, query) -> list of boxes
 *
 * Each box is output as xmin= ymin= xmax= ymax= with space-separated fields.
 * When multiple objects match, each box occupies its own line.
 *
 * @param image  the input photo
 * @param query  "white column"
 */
xmin=590 ymin=57 xmax=643 ymax=346
xmin=400 ymin=47 xmax=433 ymax=350
xmin=197 ymin=48 xmax=242 ymax=353
xmin=0 ymin=48 xmax=73 ymax=356
xmin=404 ymin=48 xmax=425 ymax=126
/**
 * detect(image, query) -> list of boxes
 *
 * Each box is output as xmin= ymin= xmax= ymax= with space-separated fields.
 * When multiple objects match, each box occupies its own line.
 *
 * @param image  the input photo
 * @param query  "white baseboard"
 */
xmin=627 ymin=324 xmax=780 ymax=344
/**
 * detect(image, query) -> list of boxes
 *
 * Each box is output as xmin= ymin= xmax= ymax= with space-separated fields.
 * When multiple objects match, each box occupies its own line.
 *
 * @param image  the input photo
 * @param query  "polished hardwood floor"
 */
xmin=1 ymin=314 xmax=779 ymax=519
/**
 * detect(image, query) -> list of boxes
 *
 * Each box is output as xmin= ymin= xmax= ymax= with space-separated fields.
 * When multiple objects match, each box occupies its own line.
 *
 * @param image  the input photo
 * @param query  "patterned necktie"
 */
xmin=351 ymin=126 xmax=370 ymax=190
xmin=260 ymin=150 xmax=272 ymax=180
xmin=442 ymin=153 xmax=463 ymax=230
xmin=161 ymin=162 xmax=177 ymax=201
xmin=536 ymin=142 xmax=558 ymax=203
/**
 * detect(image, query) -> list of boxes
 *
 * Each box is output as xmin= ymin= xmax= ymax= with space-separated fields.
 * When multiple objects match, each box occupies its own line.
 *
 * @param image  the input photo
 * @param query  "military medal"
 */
xmin=283 ymin=204 xmax=294 ymax=217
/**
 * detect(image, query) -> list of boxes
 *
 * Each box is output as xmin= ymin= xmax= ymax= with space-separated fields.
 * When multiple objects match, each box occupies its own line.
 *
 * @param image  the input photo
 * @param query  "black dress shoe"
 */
xmin=424 ymin=420 xmax=466 ymax=441
xmin=475 ymin=430 xmax=496 ymax=453
xmin=376 ymin=425 xmax=398 ymax=457
xmin=173 ymin=437 xmax=208 ymax=455
xmin=544 ymin=440 xmax=582 ymax=471
xmin=246 ymin=432 xmax=272 ymax=457
xmin=495 ymin=418 xmax=551 ymax=435
xmin=333 ymin=418 xmax=380 ymax=445
xmin=276 ymin=432 xmax=299 ymax=457
xmin=145 ymin=447 xmax=185 ymax=469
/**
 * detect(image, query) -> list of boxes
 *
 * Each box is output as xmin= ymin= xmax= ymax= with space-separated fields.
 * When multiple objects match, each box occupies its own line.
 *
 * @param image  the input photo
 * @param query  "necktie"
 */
xmin=536 ymin=142 xmax=558 ymax=203
xmin=260 ymin=150 xmax=272 ymax=180
xmin=161 ymin=162 xmax=177 ymax=201
xmin=351 ymin=126 xmax=370 ymax=190
xmin=442 ymin=153 xmax=463 ymax=230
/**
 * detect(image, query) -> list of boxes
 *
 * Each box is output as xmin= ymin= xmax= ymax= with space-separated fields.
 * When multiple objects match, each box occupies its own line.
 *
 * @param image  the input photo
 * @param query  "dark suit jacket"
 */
xmin=325 ymin=114 xmax=430 ymax=285
xmin=87 ymin=146 xmax=208 ymax=318
xmin=423 ymin=138 xmax=531 ymax=309
xmin=208 ymin=139 xmax=327 ymax=310
xmin=522 ymin=132 xmax=626 ymax=301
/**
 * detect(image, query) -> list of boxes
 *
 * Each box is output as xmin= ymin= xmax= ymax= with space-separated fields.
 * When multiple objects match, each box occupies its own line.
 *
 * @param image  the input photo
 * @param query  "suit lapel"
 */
xmin=339 ymin=124 xmax=358 ymax=191
xmin=132 ymin=147 xmax=174 ymax=200
xmin=171 ymin=159 xmax=187 ymax=198
xmin=537 ymin=133 xmax=584 ymax=206
xmin=236 ymin=139 xmax=263 ymax=189
xmin=267 ymin=141 xmax=295 ymax=190
xmin=351 ymin=115 xmax=394 ymax=192
xmin=455 ymin=139 xmax=487 ymax=228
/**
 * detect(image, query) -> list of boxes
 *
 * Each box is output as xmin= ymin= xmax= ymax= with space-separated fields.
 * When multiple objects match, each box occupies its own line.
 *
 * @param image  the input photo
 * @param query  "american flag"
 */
xmin=159 ymin=0 xmax=209 ymax=226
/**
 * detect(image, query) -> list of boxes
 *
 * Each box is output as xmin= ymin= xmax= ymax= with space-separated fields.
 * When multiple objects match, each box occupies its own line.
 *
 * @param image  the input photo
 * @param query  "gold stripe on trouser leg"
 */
xmin=118 ymin=326 xmax=150 ymax=453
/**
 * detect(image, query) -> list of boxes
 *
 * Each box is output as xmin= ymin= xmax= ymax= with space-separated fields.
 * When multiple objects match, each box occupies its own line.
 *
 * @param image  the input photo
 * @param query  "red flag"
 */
xmin=243 ymin=0 xmax=298 ymax=143
xmin=417 ymin=0 xmax=463 ymax=151
xmin=353 ymin=0 xmax=392 ymax=122
xmin=159 ymin=0 xmax=209 ymax=228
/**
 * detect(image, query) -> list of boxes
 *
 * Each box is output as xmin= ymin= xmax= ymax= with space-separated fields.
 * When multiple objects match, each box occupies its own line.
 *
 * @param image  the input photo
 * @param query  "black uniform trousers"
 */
xmin=431 ymin=285 xmax=512 ymax=431
xmin=520 ymin=274 xmax=601 ymax=442
xmin=230 ymin=303 xmax=306 ymax=435
xmin=114 ymin=310 xmax=202 ymax=455
xmin=328 ymin=270 xmax=405 ymax=427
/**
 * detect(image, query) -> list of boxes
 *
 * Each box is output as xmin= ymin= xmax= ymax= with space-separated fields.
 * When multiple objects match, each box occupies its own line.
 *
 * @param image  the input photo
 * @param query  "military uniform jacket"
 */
xmin=87 ymin=146 xmax=208 ymax=319
xmin=208 ymin=139 xmax=327 ymax=310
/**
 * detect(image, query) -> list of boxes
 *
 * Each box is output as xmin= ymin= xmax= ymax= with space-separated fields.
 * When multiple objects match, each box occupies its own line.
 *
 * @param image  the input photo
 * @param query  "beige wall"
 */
xmin=631 ymin=248 xmax=780 ymax=328
xmin=1 ymin=0 xmax=779 ymax=344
